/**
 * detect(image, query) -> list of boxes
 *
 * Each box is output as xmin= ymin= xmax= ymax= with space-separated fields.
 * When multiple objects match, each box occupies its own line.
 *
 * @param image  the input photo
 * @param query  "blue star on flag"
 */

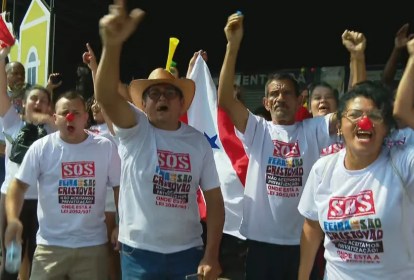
xmin=204 ymin=132 xmax=219 ymax=149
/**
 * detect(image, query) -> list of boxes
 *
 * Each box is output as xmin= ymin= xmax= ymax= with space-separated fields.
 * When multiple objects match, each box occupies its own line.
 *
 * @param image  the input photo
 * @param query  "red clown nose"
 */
xmin=357 ymin=115 xmax=373 ymax=130
xmin=65 ymin=112 xmax=75 ymax=122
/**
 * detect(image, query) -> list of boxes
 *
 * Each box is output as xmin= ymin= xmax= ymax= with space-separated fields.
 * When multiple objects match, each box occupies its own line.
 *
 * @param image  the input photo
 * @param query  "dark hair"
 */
xmin=337 ymin=80 xmax=395 ymax=129
xmin=25 ymin=85 xmax=52 ymax=104
xmin=308 ymin=81 xmax=339 ymax=104
xmin=264 ymin=73 xmax=300 ymax=97
xmin=86 ymin=96 xmax=97 ymax=127
xmin=298 ymin=82 xmax=310 ymax=95
xmin=55 ymin=90 xmax=87 ymax=111
xmin=5 ymin=61 xmax=24 ymax=74
xmin=253 ymin=105 xmax=271 ymax=121
xmin=76 ymin=65 xmax=94 ymax=100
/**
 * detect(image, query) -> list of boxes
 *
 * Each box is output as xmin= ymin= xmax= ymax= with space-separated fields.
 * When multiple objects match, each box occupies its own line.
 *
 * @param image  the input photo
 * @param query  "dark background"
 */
xmin=5 ymin=0 xmax=414 ymax=94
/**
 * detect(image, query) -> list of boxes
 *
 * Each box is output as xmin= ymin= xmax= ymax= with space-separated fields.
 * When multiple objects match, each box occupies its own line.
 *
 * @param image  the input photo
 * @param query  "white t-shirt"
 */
xmin=1 ymin=106 xmax=54 ymax=198
xmin=236 ymin=112 xmax=333 ymax=245
xmin=320 ymin=127 xmax=414 ymax=158
xmin=89 ymin=123 xmax=119 ymax=146
xmin=0 ymin=117 xmax=5 ymax=185
xmin=114 ymin=105 xmax=220 ymax=254
xmin=385 ymin=127 xmax=414 ymax=148
xmin=298 ymin=148 xmax=414 ymax=279
xmin=16 ymin=132 xmax=121 ymax=248
xmin=88 ymin=123 xmax=120 ymax=212
xmin=320 ymin=134 xmax=345 ymax=157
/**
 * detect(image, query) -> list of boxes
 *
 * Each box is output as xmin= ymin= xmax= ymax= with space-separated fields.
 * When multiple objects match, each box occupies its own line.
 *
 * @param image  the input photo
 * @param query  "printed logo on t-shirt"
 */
xmin=266 ymin=140 xmax=303 ymax=198
xmin=384 ymin=136 xmax=406 ymax=148
xmin=88 ymin=127 xmax=100 ymax=135
xmin=328 ymin=190 xmax=375 ymax=219
xmin=320 ymin=142 xmax=344 ymax=156
xmin=325 ymin=190 xmax=383 ymax=264
xmin=152 ymin=150 xmax=192 ymax=209
xmin=272 ymin=140 xmax=301 ymax=158
xmin=58 ymin=161 xmax=96 ymax=214
xmin=157 ymin=150 xmax=191 ymax=172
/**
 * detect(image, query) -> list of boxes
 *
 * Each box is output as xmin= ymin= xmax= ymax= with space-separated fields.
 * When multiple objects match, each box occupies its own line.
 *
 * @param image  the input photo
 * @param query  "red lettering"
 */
xmin=272 ymin=140 xmax=301 ymax=158
xmin=321 ymin=143 xmax=344 ymax=156
xmin=83 ymin=163 xmax=94 ymax=175
xmin=156 ymin=196 xmax=171 ymax=202
xmin=328 ymin=190 xmax=375 ymax=220
xmin=177 ymin=156 xmax=190 ymax=170
xmin=157 ymin=150 xmax=191 ymax=172
xmin=62 ymin=164 xmax=73 ymax=176
xmin=61 ymin=162 xmax=96 ymax=178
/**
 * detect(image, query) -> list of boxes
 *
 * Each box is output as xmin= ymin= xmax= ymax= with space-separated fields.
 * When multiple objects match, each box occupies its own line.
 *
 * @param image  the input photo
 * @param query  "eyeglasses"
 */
xmin=146 ymin=88 xmax=181 ymax=101
xmin=343 ymin=109 xmax=384 ymax=124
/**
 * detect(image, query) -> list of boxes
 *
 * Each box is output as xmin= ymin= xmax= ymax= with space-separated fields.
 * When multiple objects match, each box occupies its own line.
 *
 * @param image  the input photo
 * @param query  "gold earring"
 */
xmin=337 ymin=129 xmax=343 ymax=144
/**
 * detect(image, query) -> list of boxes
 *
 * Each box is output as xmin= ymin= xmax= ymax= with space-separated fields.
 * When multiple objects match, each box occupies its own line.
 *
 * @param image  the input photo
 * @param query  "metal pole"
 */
xmin=49 ymin=0 xmax=56 ymax=74
xmin=12 ymin=0 xmax=15 ymax=30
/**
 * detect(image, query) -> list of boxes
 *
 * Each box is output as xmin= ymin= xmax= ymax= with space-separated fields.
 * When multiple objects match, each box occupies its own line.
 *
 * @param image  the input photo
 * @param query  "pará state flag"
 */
xmin=184 ymin=55 xmax=248 ymax=239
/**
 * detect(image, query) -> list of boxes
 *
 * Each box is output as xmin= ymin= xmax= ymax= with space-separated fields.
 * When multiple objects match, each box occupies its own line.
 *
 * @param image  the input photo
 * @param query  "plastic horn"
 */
xmin=165 ymin=37 xmax=179 ymax=73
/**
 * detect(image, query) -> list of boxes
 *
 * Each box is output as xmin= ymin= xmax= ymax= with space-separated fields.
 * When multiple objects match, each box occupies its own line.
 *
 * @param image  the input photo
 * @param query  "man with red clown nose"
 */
xmin=5 ymin=91 xmax=121 ymax=280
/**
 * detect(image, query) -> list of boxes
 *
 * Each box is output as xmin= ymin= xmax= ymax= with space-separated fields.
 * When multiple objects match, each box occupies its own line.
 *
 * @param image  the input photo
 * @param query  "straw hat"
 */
xmin=129 ymin=68 xmax=195 ymax=112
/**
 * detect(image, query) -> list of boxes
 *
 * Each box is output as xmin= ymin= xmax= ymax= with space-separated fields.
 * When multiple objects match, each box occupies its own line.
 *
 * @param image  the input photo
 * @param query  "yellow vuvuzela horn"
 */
xmin=165 ymin=37 xmax=179 ymax=73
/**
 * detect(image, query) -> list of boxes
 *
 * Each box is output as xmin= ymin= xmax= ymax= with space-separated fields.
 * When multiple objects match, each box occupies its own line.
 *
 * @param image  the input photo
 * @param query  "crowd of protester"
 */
xmin=0 ymin=2 xmax=414 ymax=280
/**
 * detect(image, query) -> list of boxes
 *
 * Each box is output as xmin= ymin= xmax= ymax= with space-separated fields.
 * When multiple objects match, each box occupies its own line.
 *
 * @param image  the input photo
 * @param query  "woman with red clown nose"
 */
xmin=356 ymin=115 xmax=373 ymax=130
xmin=298 ymin=81 xmax=414 ymax=280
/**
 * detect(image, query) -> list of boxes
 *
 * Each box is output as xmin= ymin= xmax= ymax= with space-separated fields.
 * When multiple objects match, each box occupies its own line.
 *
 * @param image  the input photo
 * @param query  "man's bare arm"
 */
xmin=394 ymin=38 xmax=414 ymax=128
xmin=217 ymin=13 xmax=249 ymax=133
xmin=95 ymin=1 xmax=145 ymax=129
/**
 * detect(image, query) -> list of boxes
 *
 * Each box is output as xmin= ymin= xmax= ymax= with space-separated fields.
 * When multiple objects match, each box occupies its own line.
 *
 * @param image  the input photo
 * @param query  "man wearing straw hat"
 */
xmin=95 ymin=1 xmax=224 ymax=279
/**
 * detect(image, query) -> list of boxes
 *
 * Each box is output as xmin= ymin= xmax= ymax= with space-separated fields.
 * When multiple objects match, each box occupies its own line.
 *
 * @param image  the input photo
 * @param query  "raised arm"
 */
xmin=0 ymin=47 xmax=11 ymax=117
xmin=30 ymin=112 xmax=56 ymax=132
xmin=84 ymin=43 xmax=132 ymax=103
xmin=45 ymin=72 xmax=62 ymax=112
xmin=393 ymin=38 xmax=414 ymax=128
xmin=342 ymin=30 xmax=367 ymax=88
xmin=217 ymin=12 xmax=249 ymax=133
xmin=83 ymin=42 xmax=98 ymax=83
xmin=95 ymin=0 xmax=145 ymax=129
xmin=186 ymin=50 xmax=208 ymax=78
xmin=382 ymin=23 xmax=413 ymax=88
